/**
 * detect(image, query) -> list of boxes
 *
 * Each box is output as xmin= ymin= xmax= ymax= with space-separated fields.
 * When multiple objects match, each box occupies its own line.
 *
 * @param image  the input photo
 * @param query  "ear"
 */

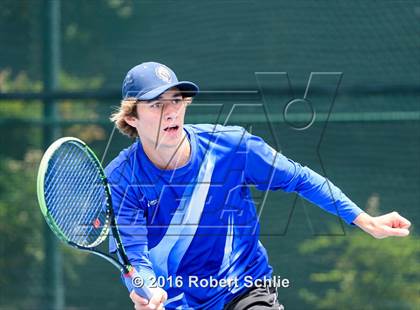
xmin=124 ymin=115 xmax=138 ymax=128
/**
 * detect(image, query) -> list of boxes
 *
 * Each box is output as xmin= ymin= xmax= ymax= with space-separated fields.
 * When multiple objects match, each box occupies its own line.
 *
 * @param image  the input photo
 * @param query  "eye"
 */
xmin=172 ymin=98 xmax=183 ymax=105
xmin=149 ymin=102 xmax=162 ymax=109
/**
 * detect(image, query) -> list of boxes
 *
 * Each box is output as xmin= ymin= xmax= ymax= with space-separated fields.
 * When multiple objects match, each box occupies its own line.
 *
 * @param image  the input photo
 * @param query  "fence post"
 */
xmin=42 ymin=0 xmax=64 ymax=309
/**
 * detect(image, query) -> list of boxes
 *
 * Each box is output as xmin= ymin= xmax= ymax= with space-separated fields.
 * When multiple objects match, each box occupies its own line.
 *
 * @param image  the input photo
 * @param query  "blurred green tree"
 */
xmin=0 ymin=69 xmax=108 ymax=308
xmin=299 ymin=226 xmax=420 ymax=309
xmin=0 ymin=151 xmax=44 ymax=308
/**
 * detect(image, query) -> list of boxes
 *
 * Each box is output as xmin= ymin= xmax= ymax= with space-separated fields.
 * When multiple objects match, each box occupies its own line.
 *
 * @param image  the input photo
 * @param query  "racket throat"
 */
xmin=123 ymin=265 xmax=135 ymax=277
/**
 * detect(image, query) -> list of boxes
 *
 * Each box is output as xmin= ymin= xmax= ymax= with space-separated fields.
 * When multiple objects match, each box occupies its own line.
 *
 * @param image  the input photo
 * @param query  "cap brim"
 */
xmin=137 ymin=81 xmax=199 ymax=100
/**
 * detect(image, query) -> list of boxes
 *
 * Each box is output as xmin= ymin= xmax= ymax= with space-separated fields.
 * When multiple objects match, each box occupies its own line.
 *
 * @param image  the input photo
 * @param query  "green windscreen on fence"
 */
xmin=0 ymin=1 xmax=419 ymax=309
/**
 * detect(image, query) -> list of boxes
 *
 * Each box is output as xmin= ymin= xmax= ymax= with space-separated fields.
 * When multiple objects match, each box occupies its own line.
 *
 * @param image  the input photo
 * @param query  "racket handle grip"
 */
xmin=124 ymin=267 xmax=154 ymax=300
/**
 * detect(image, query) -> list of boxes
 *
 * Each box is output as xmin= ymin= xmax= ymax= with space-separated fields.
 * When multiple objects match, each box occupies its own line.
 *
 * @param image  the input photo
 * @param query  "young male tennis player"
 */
xmin=105 ymin=62 xmax=411 ymax=310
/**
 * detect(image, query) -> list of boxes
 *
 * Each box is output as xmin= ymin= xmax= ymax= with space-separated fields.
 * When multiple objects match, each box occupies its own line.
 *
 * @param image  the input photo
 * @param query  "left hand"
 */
xmin=353 ymin=212 xmax=411 ymax=239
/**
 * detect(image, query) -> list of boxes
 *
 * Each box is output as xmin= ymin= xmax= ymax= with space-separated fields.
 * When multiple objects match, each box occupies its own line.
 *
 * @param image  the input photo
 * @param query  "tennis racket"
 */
xmin=37 ymin=137 xmax=152 ymax=300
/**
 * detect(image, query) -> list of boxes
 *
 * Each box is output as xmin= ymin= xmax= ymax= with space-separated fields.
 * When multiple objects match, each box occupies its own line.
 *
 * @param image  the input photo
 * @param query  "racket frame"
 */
xmin=37 ymin=137 xmax=144 ymax=283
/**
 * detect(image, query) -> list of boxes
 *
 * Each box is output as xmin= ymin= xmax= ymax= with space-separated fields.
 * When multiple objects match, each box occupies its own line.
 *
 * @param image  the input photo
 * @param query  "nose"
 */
xmin=163 ymin=101 xmax=179 ymax=121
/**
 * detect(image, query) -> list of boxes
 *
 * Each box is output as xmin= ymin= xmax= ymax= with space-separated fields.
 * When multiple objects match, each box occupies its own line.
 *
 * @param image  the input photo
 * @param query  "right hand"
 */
xmin=130 ymin=287 xmax=167 ymax=310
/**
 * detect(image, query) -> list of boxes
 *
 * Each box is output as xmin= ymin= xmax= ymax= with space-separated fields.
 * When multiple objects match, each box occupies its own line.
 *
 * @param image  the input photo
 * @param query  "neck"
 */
xmin=142 ymin=133 xmax=191 ymax=170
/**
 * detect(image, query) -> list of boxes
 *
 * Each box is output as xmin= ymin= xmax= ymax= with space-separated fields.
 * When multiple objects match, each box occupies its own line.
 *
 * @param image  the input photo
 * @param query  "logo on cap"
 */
xmin=124 ymin=74 xmax=134 ymax=86
xmin=155 ymin=66 xmax=172 ymax=83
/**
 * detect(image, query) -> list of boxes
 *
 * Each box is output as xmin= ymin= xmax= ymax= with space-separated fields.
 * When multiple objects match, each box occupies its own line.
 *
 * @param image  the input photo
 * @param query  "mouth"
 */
xmin=163 ymin=125 xmax=179 ymax=133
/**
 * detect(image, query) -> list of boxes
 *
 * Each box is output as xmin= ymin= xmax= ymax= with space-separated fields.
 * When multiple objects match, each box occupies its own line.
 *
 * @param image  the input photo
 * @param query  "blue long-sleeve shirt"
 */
xmin=105 ymin=124 xmax=363 ymax=309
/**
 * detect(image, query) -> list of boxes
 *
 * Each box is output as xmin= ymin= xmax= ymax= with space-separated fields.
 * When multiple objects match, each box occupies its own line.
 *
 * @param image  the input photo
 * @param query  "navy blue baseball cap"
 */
xmin=122 ymin=62 xmax=199 ymax=100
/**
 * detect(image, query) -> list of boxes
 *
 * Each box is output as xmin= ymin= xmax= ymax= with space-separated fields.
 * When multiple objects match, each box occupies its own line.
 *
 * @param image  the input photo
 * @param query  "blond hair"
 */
xmin=110 ymin=98 xmax=139 ymax=138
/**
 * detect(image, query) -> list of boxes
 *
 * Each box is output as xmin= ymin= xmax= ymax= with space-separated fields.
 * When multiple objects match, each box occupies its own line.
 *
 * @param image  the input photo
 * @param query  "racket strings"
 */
xmin=53 ymin=167 xmax=98 ymax=240
xmin=50 ymin=146 xmax=107 ymax=245
xmin=52 ymin=152 xmax=98 ymax=229
xmin=44 ymin=142 xmax=109 ymax=247
xmin=47 ymin=144 xmax=97 ymax=237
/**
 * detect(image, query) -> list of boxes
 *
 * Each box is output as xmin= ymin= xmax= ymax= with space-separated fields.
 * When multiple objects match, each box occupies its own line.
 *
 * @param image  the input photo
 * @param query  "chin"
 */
xmin=156 ymin=137 xmax=183 ymax=149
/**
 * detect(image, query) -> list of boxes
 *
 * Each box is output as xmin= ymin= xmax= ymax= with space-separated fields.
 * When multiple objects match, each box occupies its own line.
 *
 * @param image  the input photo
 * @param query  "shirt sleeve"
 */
xmin=243 ymin=131 xmax=364 ymax=225
xmin=106 ymin=166 xmax=156 ymax=290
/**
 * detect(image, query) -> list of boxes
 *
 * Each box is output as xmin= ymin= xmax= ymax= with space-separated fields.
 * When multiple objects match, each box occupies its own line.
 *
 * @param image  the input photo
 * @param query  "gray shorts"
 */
xmin=224 ymin=283 xmax=285 ymax=310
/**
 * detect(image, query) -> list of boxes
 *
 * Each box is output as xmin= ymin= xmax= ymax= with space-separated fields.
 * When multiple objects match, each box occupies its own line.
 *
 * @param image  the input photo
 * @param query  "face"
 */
xmin=125 ymin=87 xmax=189 ymax=150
